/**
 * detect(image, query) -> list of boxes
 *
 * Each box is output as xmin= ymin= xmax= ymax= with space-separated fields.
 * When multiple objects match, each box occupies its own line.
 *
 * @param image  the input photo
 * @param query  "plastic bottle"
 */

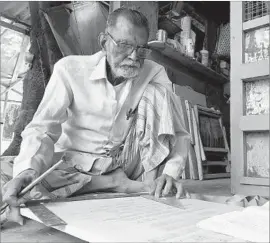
xmin=200 ymin=49 xmax=209 ymax=66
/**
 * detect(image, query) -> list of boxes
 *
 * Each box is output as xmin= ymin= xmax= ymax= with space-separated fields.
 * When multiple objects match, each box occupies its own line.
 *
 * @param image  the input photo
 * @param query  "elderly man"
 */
xmin=1 ymin=8 xmax=190 ymax=225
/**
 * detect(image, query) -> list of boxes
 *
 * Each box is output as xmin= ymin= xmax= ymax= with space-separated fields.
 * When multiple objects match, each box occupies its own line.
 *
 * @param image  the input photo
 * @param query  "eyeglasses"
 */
xmin=107 ymin=32 xmax=152 ymax=59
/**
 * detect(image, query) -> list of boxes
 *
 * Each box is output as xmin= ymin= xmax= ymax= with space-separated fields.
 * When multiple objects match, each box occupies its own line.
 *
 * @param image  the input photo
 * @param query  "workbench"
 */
xmin=2 ymin=179 xmax=247 ymax=243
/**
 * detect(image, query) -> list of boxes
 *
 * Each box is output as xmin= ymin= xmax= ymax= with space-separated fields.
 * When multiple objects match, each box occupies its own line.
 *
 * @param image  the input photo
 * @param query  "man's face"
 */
xmin=105 ymin=16 xmax=149 ymax=80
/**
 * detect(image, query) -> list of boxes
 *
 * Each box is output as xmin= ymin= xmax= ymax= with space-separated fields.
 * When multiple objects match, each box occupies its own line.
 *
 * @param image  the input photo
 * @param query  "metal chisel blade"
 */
xmin=26 ymin=203 xmax=67 ymax=227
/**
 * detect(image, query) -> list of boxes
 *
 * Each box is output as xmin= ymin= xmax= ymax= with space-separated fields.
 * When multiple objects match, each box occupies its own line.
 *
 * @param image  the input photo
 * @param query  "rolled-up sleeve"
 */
xmin=13 ymin=60 xmax=73 ymax=177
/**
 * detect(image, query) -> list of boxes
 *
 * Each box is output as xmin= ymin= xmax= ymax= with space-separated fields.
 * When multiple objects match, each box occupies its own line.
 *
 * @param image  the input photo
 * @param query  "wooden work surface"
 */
xmin=2 ymin=179 xmax=242 ymax=243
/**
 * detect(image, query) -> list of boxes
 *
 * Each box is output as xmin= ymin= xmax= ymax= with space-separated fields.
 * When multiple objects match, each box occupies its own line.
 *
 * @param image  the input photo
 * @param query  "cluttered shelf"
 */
xmin=148 ymin=41 xmax=229 ymax=84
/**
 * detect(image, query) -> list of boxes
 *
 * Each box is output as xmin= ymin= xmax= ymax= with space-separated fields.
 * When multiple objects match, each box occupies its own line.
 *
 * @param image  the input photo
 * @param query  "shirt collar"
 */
xmin=89 ymin=54 xmax=107 ymax=81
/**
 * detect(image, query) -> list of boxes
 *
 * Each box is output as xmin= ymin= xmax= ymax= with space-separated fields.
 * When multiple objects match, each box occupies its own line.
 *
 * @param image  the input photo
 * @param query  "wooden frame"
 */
xmin=231 ymin=2 xmax=269 ymax=197
xmin=191 ymin=105 xmax=231 ymax=180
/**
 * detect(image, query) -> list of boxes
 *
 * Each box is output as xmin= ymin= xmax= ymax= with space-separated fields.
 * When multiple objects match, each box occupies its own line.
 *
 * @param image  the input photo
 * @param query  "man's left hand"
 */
xmin=146 ymin=174 xmax=189 ymax=199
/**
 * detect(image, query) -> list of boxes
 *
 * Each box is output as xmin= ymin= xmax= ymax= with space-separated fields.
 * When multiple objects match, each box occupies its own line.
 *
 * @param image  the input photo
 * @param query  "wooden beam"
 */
xmin=0 ymin=83 xmax=23 ymax=96
xmin=0 ymin=13 xmax=31 ymax=28
xmin=0 ymin=20 xmax=30 ymax=35
xmin=0 ymin=21 xmax=14 ymax=36
xmin=0 ymin=99 xmax=22 ymax=104
xmin=1 ymin=78 xmax=23 ymax=96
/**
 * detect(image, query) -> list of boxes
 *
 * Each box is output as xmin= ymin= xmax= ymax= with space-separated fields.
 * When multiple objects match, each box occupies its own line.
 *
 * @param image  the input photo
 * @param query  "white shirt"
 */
xmin=13 ymin=51 xmax=185 ymax=179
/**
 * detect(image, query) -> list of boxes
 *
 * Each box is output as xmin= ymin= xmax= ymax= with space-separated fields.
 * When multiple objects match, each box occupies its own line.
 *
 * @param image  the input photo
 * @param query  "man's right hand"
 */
xmin=1 ymin=169 xmax=42 ymax=225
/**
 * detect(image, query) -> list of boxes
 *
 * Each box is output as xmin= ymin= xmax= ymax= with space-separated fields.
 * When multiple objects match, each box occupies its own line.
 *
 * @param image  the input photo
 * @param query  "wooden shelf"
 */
xmin=203 ymin=147 xmax=228 ymax=153
xmin=203 ymin=173 xmax=230 ymax=179
xmin=148 ymin=41 xmax=229 ymax=84
xmin=202 ymin=161 xmax=228 ymax=166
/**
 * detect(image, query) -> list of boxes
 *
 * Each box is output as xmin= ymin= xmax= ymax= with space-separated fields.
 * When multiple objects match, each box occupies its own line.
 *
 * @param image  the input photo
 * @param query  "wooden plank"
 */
xmin=204 ymin=147 xmax=228 ymax=153
xmin=197 ymin=110 xmax=221 ymax=118
xmin=221 ymin=125 xmax=231 ymax=161
xmin=185 ymin=100 xmax=195 ymax=145
xmin=0 ymin=82 xmax=23 ymax=96
xmin=240 ymin=115 xmax=269 ymax=131
xmin=197 ymin=105 xmax=221 ymax=116
xmin=203 ymin=173 xmax=230 ymax=179
xmin=240 ymin=177 xmax=269 ymax=186
xmin=191 ymin=107 xmax=204 ymax=180
xmin=243 ymin=15 xmax=269 ymax=31
xmin=179 ymin=99 xmax=189 ymax=180
xmin=188 ymin=146 xmax=199 ymax=180
xmin=0 ymin=99 xmax=21 ymax=104
xmin=0 ymin=13 xmax=31 ymax=28
xmin=184 ymin=100 xmax=199 ymax=179
xmin=0 ymin=78 xmax=23 ymax=96
xmin=203 ymin=161 xmax=228 ymax=166
xmin=0 ymin=20 xmax=30 ymax=35
xmin=218 ymin=117 xmax=231 ymax=172
xmin=193 ymin=105 xmax=206 ymax=162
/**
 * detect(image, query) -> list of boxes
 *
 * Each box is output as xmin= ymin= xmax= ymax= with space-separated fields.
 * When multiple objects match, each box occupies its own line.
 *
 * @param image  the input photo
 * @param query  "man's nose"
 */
xmin=128 ymin=48 xmax=138 ymax=60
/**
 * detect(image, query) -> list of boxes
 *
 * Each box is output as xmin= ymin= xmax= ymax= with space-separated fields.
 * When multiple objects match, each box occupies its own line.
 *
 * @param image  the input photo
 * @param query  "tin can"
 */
xmin=156 ymin=29 xmax=167 ymax=42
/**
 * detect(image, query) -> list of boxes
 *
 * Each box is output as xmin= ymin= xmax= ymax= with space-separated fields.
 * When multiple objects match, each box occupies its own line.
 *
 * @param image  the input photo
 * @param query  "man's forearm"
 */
xmin=73 ymin=168 xmax=147 ymax=195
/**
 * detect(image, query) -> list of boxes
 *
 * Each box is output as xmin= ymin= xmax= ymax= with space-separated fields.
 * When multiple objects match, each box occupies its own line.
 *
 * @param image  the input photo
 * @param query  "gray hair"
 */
xmin=106 ymin=7 xmax=150 ymax=37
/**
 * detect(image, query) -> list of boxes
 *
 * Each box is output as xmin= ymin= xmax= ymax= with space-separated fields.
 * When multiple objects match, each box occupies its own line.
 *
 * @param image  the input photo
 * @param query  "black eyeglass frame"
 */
xmin=106 ymin=32 xmax=152 ymax=58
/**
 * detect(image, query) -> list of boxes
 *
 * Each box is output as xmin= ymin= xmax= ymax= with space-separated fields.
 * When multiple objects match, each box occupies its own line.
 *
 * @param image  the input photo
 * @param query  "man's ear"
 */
xmin=98 ymin=32 xmax=107 ymax=52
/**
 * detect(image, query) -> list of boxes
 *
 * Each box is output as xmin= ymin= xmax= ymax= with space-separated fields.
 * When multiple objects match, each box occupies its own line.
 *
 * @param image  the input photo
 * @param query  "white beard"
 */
xmin=112 ymin=65 xmax=141 ymax=79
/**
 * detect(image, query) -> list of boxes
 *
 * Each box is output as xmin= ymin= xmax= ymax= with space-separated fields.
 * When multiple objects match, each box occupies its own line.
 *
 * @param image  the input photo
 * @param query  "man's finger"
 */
xmin=3 ymin=192 xmax=22 ymax=207
xmin=175 ymin=182 xmax=184 ymax=199
xmin=17 ymin=191 xmax=32 ymax=205
xmin=185 ymin=189 xmax=191 ymax=199
xmin=162 ymin=177 xmax=173 ymax=196
xmin=2 ymin=179 xmax=24 ymax=206
xmin=148 ymin=181 xmax=157 ymax=195
xmin=155 ymin=177 xmax=166 ymax=198
xmin=7 ymin=206 xmax=24 ymax=226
